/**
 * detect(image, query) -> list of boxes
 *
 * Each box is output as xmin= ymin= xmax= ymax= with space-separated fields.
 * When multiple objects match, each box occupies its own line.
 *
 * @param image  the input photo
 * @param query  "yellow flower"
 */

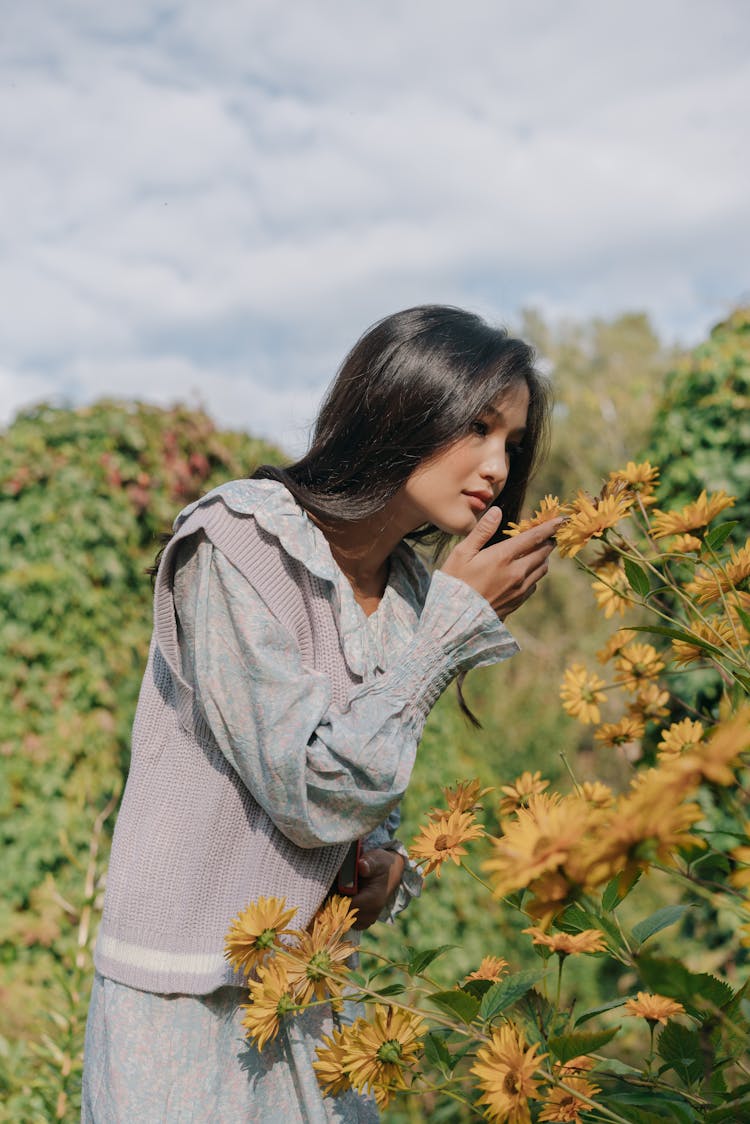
xmin=726 ymin=538 xmax=750 ymax=585
xmin=342 ymin=1005 xmax=426 ymax=1106
xmin=594 ymin=716 xmax=645 ymax=748
xmin=667 ymin=533 xmax=703 ymax=554
xmin=596 ymin=628 xmax=637 ymax=664
xmin=560 ymin=665 xmax=607 ymax=724
xmin=310 ymin=894 xmax=359 ymax=942
xmin=687 ymin=541 xmax=750 ymax=605
xmin=484 ymin=794 xmax=588 ymax=899
xmin=657 ymin=718 xmax=705 ymax=760
xmin=436 ymin=777 xmax=493 ymax=818
xmin=624 ymin=991 xmax=685 ymax=1025
xmin=677 ymin=705 xmax=750 ymax=787
xmin=224 ymin=896 xmax=297 ymax=977
xmin=499 ymin=771 xmax=550 ymax=816
xmin=591 ymin=562 xmax=633 ymax=618
xmin=671 ymin=619 xmax=736 ymax=665
xmin=465 ymin=956 xmax=510 ymax=982
xmin=651 ymin=490 xmax=735 ymax=538
xmin=313 ymin=1026 xmax=353 ymax=1097
xmin=506 ymin=495 xmax=568 ymax=536
xmin=626 ymin=682 xmax=670 ymax=720
xmin=539 ymin=1074 xmax=602 ymax=1123
xmin=609 ymin=460 xmax=660 ymax=504
xmin=410 ymin=808 xmax=484 ymax=877
xmin=523 ymin=927 xmax=606 ymax=955
xmin=614 ymin=642 xmax=664 ymax=691
xmin=278 ymin=924 xmax=356 ymax=1005
xmin=580 ymin=781 xmax=615 ymax=808
xmin=241 ymin=958 xmax=297 ymax=1050
xmin=472 ymin=1023 xmax=546 ymax=1124
xmin=556 ymin=489 xmax=634 ymax=558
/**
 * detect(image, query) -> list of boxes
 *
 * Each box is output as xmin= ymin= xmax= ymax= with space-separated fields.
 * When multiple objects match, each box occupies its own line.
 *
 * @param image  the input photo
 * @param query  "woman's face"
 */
xmin=398 ymin=380 xmax=530 ymax=536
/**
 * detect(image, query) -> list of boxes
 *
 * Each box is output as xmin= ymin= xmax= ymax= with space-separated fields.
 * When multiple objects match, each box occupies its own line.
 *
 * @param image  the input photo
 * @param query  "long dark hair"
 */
xmin=254 ymin=305 xmax=551 ymax=548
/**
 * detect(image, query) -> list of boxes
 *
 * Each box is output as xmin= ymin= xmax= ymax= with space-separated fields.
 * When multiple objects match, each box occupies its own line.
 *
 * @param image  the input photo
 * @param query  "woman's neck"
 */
xmin=313 ymin=504 xmax=410 ymax=610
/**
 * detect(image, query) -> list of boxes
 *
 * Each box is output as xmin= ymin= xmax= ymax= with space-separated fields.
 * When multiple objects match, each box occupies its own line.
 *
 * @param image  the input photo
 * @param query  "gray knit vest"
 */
xmin=95 ymin=496 xmax=358 ymax=995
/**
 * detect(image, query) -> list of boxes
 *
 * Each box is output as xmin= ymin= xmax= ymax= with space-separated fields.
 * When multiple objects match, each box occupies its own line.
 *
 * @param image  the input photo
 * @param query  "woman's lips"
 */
xmin=464 ymin=491 xmax=492 ymax=512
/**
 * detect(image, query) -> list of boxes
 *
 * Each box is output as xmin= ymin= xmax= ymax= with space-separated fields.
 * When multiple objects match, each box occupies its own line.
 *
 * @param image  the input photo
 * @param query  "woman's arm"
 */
xmin=174 ymin=535 xmax=517 ymax=850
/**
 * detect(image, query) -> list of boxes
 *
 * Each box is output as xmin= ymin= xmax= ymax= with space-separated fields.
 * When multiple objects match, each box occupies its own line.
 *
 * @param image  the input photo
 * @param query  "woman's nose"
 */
xmin=481 ymin=448 xmax=509 ymax=490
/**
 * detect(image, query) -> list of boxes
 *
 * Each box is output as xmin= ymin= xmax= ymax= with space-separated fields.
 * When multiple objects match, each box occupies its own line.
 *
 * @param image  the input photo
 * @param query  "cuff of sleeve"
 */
xmin=373 ymin=839 xmax=423 ymax=924
xmin=396 ymin=570 xmax=520 ymax=723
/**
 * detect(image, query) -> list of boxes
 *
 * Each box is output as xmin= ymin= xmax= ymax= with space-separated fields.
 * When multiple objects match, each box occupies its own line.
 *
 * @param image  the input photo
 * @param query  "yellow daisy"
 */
xmin=498 ymin=771 xmax=550 ymax=816
xmin=579 ymin=781 xmax=615 ymax=807
xmin=539 ymin=1074 xmax=602 ymax=1123
xmin=556 ymin=488 xmax=634 ymax=559
xmin=471 ymin=1023 xmax=546 ymax=1124
xmin=666 ymin=533 xmax=703 ymax=554
xmin=410 ymin=808 xmax=484 ymax=877
xmin=594 ymin=716 xmax=645 ymax=748
xmin=310 ymin=894 xmax=359 ymax=942
xmin=609 ymin=460 xmax=660 ymax=504
xmin=596 ymin=628 xmax=638 ymax=664
xmin=677 ymin=705 xmax=750 ymax=787
xmin=614 ymin=642 xmax=664 ymax=691
xmin=313 ymin=1026 xmax=353 ymax=1097
xmin=436 ymin=777 xmax=493 ymax=817
xmin=506 ymin=495 xmax=568 ymax=536
xmin=523 ymin=927 xmax=606 ymax=956
xmin=560 ymin=665 xmax=607 ymax=724
xmin=279 ymin=924 xmax=356 ymax=1005
xmin=342 ymin=1005 xmax=426 ymax=1105
xmin=241 ymin=958 xmax=298 ymax=1050
xmin=651 ymin=490 xmax=735 ymax=538
xmin=626 ymin=682 xmax=670 ymax=720
xmin=465 ymin=956 xmax=510 ymax=982
xmin=624 ymin=991 xmax=685 ymax=1025
xmin=671 ymin=619 xmax=735 ymax=665
xmin=224 ymin=896 xmax=297 ymax=977
xmin=657 ymin=718 xmax=705 ymax=760
xmin=591 ymin=562 xmax=633 ymax=618
xmin=483 ymin=794 xmax=588 ymax=899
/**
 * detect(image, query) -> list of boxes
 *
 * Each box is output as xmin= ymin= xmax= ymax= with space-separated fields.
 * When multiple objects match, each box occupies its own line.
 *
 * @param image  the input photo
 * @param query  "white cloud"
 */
xmin=1 ymin=0 xmax=748 ymax=448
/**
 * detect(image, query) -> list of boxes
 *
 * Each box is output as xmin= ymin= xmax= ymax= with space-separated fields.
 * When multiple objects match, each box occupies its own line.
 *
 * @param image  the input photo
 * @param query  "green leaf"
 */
xmin=632 ymin=905 xmax=689 ymax=946
xmin=423 ymin=1031 xmax=453 ymax=1075
xmin=461 ymin=978 xmax=494 ymax=1001
xmin=428 ymin=989 xmax=480 ymax=1025
xmin=548 ymin=1025 xmax=620 ymax=1063
xmin=637 ymin=956 xmax=733 ymax=1019
xmin=479 ymin=969 xmax=546 ymax=1022
xmin=703 ymin=521 xmax=738 ymax=552
xmin=734 ymin=603 xmax=750 ymax=635
xmin=658 ymin=1020 xmax=708 ymax=1085
xmin=602 ymin=870 xmax=642 ymax=911
xmin=407 ymin=944 xmax=456 ymax=976
xmin=574 ymin=996 xmax=629 ymax=1027
xmin=624 ymin=557 xmax=651 ymax=597
xmin=373 ymin=982 xmax=406 ymax=997
xmin=705 ymin=1100 xmax=750 ymax=1123
xmin=627 ymin=623 xmax=726 ymax=657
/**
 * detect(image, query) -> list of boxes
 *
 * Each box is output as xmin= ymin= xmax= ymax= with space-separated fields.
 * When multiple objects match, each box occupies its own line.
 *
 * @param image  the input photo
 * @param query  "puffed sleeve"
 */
xmin=174 ymin=533 xmax=517 ymax=849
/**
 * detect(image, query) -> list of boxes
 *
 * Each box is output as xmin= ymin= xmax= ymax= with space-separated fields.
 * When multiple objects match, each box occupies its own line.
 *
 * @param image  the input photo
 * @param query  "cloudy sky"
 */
xmin=2 ymin=0 xmax=748 ymax=452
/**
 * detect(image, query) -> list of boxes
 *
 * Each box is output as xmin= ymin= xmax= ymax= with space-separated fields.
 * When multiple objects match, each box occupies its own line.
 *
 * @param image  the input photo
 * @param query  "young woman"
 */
xmin=82 ymin=305 xmax=560 ymax=1122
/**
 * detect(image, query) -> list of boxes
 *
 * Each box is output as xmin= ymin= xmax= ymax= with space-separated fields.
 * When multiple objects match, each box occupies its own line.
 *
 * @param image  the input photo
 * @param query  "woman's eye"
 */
xmin=470 ymin=419 xmax=489 ymax=437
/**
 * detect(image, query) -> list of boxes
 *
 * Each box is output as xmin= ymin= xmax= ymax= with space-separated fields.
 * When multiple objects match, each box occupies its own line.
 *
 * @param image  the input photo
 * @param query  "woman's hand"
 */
xmin=440 ymin=507 xmax=563 ymax=620
xmin=350 ymin=848 xmax=405 ymax=930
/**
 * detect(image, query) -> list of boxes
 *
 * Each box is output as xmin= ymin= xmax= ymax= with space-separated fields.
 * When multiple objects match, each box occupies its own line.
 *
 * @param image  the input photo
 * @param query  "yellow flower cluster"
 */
xmin=314 ymin=1004 xmax=427 ymax=1109
xmin=224 ymin=894 xmax=360 ymax=1050
xmin=480 ymin=708 xmax=749 ymax=923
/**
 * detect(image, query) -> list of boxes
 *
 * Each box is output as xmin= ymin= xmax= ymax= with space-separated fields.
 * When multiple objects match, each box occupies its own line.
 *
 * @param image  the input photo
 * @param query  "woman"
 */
xmin=82 ymin=305 xmax=560 ymax=1121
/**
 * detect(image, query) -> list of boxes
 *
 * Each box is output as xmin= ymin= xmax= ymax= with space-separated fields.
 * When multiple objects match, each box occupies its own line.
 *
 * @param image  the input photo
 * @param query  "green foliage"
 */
xmin=0 ymin=399 xmax=282 ymax=1116
xmin=646 ymin=307 xmax=750 ymax=533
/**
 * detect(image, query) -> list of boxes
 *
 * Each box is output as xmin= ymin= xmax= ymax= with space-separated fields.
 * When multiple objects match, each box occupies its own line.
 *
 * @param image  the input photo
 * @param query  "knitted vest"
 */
xmin=95 ymin=495 xmax=358 ymax=995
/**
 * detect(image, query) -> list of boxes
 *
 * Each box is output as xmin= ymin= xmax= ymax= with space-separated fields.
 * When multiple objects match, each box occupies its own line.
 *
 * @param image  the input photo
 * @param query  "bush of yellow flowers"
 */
xmin=226 ymin=463 xmax=750 ymax=1123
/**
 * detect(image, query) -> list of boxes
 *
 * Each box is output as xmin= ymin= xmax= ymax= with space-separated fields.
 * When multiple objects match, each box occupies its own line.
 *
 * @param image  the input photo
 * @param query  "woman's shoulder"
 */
xmin=173 ymin=478 xmax=340 ymax=586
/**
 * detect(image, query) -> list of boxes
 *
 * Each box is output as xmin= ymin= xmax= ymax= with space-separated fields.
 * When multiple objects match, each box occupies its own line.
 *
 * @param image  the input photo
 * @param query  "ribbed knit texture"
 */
xmin=96 ymin=500 xmax=354 ymax=994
